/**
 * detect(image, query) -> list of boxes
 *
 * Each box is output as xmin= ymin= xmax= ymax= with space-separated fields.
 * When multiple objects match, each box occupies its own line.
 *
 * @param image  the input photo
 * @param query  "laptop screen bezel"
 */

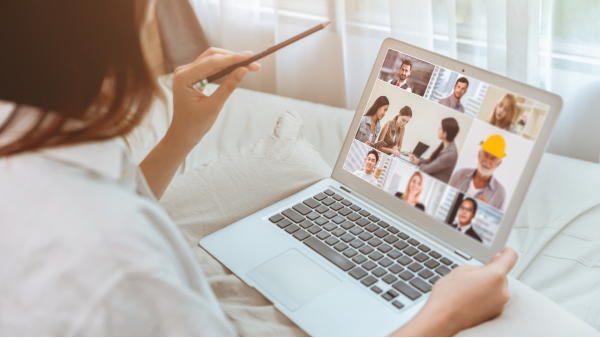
xmin=331 ymin=38 xmax=563 ymax=263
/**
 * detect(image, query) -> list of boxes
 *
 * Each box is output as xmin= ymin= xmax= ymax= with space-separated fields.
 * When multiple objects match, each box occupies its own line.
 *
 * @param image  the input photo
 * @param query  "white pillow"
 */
xmin=159 ymin=110 xmax=329 ymax=336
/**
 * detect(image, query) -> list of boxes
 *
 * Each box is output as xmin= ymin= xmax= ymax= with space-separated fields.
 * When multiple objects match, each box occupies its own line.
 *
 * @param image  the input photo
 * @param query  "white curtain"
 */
xmin=189 ymin=0 xmax=600 ymax=110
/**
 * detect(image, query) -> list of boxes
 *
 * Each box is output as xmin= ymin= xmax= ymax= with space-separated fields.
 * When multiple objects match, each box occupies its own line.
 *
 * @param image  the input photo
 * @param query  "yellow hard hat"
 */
xmin=481 ymin=134 xmax=506 ymax=159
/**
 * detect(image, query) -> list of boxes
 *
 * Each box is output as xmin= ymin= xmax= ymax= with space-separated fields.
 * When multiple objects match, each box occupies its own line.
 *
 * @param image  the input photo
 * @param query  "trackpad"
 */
xmin=247 ymin=249 xmax=341 ymax=311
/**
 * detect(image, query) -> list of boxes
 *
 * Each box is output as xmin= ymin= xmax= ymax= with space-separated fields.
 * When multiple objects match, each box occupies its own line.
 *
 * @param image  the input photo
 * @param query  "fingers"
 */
xmin=488 ymin=246 xmax=518 ymax=274
xmin=195 ymin=48 xmax=262 ymax=71
xmin=209 ymin=67 xmax=249 ymax=105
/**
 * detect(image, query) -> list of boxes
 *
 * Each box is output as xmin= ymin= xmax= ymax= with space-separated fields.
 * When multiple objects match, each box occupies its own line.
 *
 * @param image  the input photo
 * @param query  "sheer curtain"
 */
xmin=189 ymin=0 xmax=600 ymax=110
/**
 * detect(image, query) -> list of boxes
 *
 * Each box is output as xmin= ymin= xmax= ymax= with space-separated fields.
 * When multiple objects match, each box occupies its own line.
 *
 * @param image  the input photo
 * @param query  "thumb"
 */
xmin=488 ymin=246 xmax=518 ymax=274
xmin=210 ymin=67 xmax=249 ymax=104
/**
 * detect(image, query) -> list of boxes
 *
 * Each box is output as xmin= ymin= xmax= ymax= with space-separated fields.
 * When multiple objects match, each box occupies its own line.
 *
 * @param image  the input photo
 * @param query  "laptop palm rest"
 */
xmin=247 ymin=249 xmax=341 ymax=312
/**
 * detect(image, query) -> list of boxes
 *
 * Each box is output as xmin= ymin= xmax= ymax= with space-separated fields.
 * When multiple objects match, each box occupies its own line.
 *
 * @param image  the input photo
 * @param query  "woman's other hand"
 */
xmin=391 ymin=146 xmax=401 ymax=157
xmin=365 ymin=141 xmax=375 ymax=147
xmin=392 ymin=247 xmax=518 ymax=337
xmin=169 ymin=48 xmax=261 ymax=148
xmin=408 ymin=154 xmax=420 ymax=164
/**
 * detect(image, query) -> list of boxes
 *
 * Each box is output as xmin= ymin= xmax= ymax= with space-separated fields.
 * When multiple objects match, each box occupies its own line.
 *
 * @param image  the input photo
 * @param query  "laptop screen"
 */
xmin=342 ymin=48 xmax=550 ymax=247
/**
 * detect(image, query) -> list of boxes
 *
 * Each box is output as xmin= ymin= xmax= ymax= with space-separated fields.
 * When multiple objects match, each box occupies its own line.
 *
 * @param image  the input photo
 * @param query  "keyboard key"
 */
xmin=324 ymin=189 xmax=335 ymax=196
xmin=340 ymin=221 xmax=354 ymax=230
xmin=418 ymin=244 xmax=430 ymax=252
xmin=361 ymin=275 xmax=378 ymax=287
xmin=347 ymin=213 xmax=361 ymax=221
xmin=418 ymin=269 xmax=434 ymax=279
xmin=303 ymin=198 xmax=320 ymax=209
xmin=429 ymin=276 xmax=441 ymax=284
xmin=359 ymin=210 xmax=371 ymax=217
xmin=269 ymin=214 xmax=284 ymax=223
xmin=403 ymin=247 xmax=418 ymax=256
xmin=368 ymin=252 xmax=384 ymax=261
xmin=393 ymin=241 xmax=408 ymax=250
xmin=282 ymin=209 xmax=305 ymax=223
xmin=332 ymin=194 xmax=344 ymax=201
xmin=332 ymin=216 xmax=345 ymax=224
xmin=407 ymin=238 xmax=420 ymax=246
xmin=384 ymin=235 xmax=399 ymax=244
xmin=378 ymin=244 xmax=392 ymax=253
xmin=340 ymin=234 xmax=354 ymax=243
xmin=293 ymin=203 xmax=311 ymax=215
xmin=332 ymin=228 xmax=346 ymax=237
xmin=398 ymin=232 xmax=410 ymax=240
xmin=408 ymin=262 xmax=423 ymax=272
xmin=330 ymin=203 xmax=343 ymax=211
xmin=397 ymin=256 xmax=412 ymax=266
xmin=399 ymin=270 xmax=414 ymax=281
xmin=440 ymin=257 xmax=453 ymax=266
xmin=451 ymin=264 xmax=459 ymax=269
xmin=323 ymin=223 xmax=337 ymax=231
xmin=367 ymin=238 xmax=383 ymax=247
xmin=388 ymin=227 xmax=399 ymax=234
xmin=334 ymin=243 xmax=349 ymax=252
xmin=410 ymin=278 xmax=432 ymax=293
xmin=424 ymin=259 xmax=440 ymax=269
xmin=307 ymin=226 xmax=321 ymax=234
xmin=277 ymin=219 xmax=292 ymax=228
xmin=358 ymin=232 xmax=374 ymax=241
xmin=374 ymin=229 xmax=389 ymax=238
xmin=392 ymin=281 xmax=421 ymax=300
xmin=341 ymin=199 xmax=353 ymax=206
xmin=359 ymin=245 xmax=374 ymax=255
xmin=368 ymin=215 xmax=380 ymax=222
xmin=353 ymin=255 xmax=367 ymax=264
xmin=378 ymin=221 xmax=390 ymax=228
xmin=382 ymin=292 xmax=396 ymax=301
xmin=365 ymin=224 xmax=380 ymax=232
xmin=350 ymin=227 xmax=364 ymax=236
xmin=321 ymin=197 xmax=335 ymax=206
xmin=313 ymin=193 xmax=327 ymax=201
xmin=349 ymin=266 xmax=368 ymax=280
xmin=285 ymin=224 xmax=300 ymax=233
xmin=392 ymin=300 xmax=404 ymax=310
xmin=372 ymin=267 xmax=387 ymax=277
xmin=435 ymin=266 xmax=451 ymax=276
xmin=339 ymin=208 xmax=352 ymax=216
xmin=429 ymin=251 xmax=442 ymax=259
xmin=316 ymin=231 xmax=330 ymax=240
xmin=371 ymin=286 xmax=383 ymax=294
xmin=414 ymin=253 xmax=429 ymax=263
xmin=356 ymin=218 xmax=370 ymax=227
xmin=315 ymin=205 xmax=328 ymax=214
xmin=379 ymin=257 xmax=393 ymax=267
xmin=387 ymin=250 xmax=402 ymax=259
xmin=388 ymin=264 xmax=404 ymax=274
xmin=350 ymin=205 xmax=361 ymax=212
xmin=343 ymin=248 xmax=358 ymax=258
xmin=324 ymin=211 xmax=337 ymax=219
xmin=293 ymin=230 xmax=311 ymax=241
xmin=383 ymin=274 xmax=398 ymax=284
xmin=315 ymin=217 xmax=328 ymax=226
xmin=362 ymin=261 xmax=377 ymax=270
xmin=325 ymin=237 xmax=339 ymax=246
xmin=349 ymin=239 xmax=364 ymax=249
xmin=299 ymin=220 xmax=313 ymax=229
xmin=306 ymin=212 xmax=320 ymax=220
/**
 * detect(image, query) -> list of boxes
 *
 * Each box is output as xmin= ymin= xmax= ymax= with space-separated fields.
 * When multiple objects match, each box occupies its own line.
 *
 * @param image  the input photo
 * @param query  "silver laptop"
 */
xmin=200 ymin=38 xmax=562 ymax=336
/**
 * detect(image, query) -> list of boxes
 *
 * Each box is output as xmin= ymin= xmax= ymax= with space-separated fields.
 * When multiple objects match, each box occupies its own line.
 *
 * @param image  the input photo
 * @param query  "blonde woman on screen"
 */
xmin=395 ymin=171 xmax=425 ymax=211
xmin=488 ymin=93 xmax=517 ymax=133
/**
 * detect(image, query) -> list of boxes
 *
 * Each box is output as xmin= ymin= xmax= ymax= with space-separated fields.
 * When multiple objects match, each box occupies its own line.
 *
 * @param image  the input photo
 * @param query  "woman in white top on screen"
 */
xmin=488 ymin=93 xmax=517 ymax=133
xmin=0 ymin=1 xmax=518 ymax=336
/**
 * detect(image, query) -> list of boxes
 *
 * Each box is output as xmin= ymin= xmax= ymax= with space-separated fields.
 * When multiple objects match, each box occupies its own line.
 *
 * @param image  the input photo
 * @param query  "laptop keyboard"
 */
xmin=268 ymin=188 xmax=459 ymax=311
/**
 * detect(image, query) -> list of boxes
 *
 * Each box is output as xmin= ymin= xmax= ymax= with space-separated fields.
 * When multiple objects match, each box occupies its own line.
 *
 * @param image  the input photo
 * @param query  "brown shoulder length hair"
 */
xmin=0 ymin=0 xmax=155 ymax=157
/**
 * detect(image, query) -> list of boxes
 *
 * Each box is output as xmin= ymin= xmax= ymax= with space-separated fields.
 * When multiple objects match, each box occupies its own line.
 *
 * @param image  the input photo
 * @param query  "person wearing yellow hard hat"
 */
xmin=448 ymin=134 xmax=507 ymax=210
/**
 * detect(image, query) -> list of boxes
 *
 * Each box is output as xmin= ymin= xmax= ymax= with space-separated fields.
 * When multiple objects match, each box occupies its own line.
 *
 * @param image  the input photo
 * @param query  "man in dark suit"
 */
xmin=450 ymin=197 xmax=483 ymax=243
xmin=387 ymin=59 xmax=413 ymax=93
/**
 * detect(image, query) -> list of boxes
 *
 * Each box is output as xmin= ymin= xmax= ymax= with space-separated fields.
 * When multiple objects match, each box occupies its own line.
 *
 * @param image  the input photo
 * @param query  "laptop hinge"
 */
xmin=340 ymin=186 xmax=352 ymax=194
xmin=455 ymin=249 xmax=472 ymax=260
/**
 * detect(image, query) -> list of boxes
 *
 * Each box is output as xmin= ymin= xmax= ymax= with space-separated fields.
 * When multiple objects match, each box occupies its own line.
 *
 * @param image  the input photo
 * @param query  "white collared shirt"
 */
xmin=0 ymin=101 xmax=236 ymax=335
xmin=457 ymin=223 xmax=473 ymax=234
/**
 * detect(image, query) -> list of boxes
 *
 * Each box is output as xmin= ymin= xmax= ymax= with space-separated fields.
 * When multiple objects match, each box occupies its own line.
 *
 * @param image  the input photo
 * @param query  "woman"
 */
xmin=409 ymin=117 xmax=460 ymax=183
xmin=377 ymin=105 xmax=412 ymax=156
xmin=489 ymin=93 xmax=517 ymax=132
xmin=355 ymin=96 xmax=389 ymax=146
xmin=0 ymin=1 xmax=517 ymax=336
xmin=395 ymin=171 xmax=426 ymax=211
